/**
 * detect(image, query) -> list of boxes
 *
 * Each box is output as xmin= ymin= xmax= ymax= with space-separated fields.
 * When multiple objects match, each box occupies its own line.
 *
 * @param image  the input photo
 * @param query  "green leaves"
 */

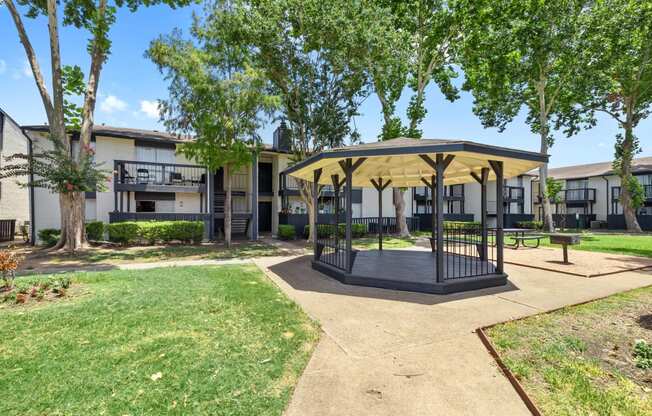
xmin=147 ymin=1 xmax=278 ymax=172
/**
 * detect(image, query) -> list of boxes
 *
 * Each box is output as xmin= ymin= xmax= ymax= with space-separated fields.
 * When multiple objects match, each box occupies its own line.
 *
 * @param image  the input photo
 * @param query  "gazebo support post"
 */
xmin=378 ymin=178 xmax=383 ymax=250
xmin=489 ymin=160 xmax=504 ymax=274
xmin=312 ymin=168 xmax=322 ymax=262
xmin=471 ymin=168 xmax=490 ymax=260
xmin=435 ymin=156 xmax=445 ymax=283
xmin=344 ymin=159 xmax=353 ymax=272
xmin=331 ymin=174 xmax=340 ymax=254
xmin=420 ymin=154 xmax=455 ymax=283
xmin=370 ymin=178 xmax=392 ymax=251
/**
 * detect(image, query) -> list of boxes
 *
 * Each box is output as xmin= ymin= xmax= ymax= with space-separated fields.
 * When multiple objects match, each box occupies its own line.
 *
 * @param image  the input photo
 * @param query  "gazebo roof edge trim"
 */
xmin=283 ymin=140 xmax=549 ymax=177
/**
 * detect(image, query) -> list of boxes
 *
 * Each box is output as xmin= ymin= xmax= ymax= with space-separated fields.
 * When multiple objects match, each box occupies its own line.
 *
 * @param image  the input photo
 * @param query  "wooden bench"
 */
xmin=512 ymin=235 xmax=544 ymax=249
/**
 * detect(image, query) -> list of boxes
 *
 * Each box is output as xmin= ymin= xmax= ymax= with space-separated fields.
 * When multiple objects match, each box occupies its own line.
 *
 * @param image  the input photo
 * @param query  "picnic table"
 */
xmin=493 ymin=228 xmax=545 ymax=249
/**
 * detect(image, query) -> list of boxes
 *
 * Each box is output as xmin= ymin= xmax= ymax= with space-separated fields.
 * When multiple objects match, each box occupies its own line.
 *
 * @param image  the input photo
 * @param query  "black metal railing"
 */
xmin=563 ymin=188 xmax=596 ymax=202
xmin=315 ymin=223 xmax=349 ymax=271
xmin=503 ymin=186 xmax=524 ymax=201
xmin=436 ymin=224 xmax=497 ymax=280
xmin=414 ymin=185 xmax=464 ymax=200
xmin=613 ymin=184 xmax=652 ymax=201
xmin=352 ymin=217 xmax=420 ymax=233
xmin=115 ymin=160 xmax=206 ymax=188
xmin=109 ymin=212 xmax=211 ymax=222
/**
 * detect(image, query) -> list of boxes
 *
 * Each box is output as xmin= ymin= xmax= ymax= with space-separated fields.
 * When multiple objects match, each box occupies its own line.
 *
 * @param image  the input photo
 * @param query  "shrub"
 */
xmin=278 ymin=224 xmax=296 ymax=240
xmin=516 ymin=220 xmax=543 ymax=230
xmin=0 ymin=250 xmax=21 ymax=288
xmin=85 ymin=221 xmax=105 ymax=241
xmin=166 ymin=221 xmax=204 ymax=243
xmin=38 ymin=228 xmax=61 ymax=247
xmin=443 ymin=221 xmax=480 ymax=230
xmin=633 ymin=339 xmax=652 ymax=369
xmin=304 ymin=224 xmax=334 ymax=239
xmin=106 ymin=221 xmax=204 ymax=245
xmin=106 ymin=222 xmax=140 ymax=245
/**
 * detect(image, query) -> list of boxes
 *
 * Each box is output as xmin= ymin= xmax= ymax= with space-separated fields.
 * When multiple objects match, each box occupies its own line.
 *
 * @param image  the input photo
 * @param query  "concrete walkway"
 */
xmin=254 ymin=255 xmax=652 ymax=416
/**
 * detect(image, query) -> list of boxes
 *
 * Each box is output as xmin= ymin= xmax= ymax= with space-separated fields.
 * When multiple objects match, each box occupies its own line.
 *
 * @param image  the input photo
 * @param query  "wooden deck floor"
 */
xmin=316 ymin=249 xmax=503 ymax=294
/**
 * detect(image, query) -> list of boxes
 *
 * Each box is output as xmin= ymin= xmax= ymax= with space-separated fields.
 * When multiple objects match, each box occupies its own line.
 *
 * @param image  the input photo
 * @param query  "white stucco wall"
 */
xmin=0 ymin=115 xmax=30 ymax=226
xmin=95 ymin=135 xmax=135 ymax=223
xmin=361 ymin=187 xmax=412 ymax=218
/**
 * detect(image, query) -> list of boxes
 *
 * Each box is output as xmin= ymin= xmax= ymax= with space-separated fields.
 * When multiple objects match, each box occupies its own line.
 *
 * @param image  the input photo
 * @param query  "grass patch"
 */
xmin=540 ymin=232 xmax=652 ymax=258
xmin=21 ymin=241 xmax=283 ymax=272
xmin=0 ymin=265 xmax=319 ymax=415
xmin=352 ymin=236 xmax=417 ymax=250
xmin=487 ymin=286 xmax=652 ymax=416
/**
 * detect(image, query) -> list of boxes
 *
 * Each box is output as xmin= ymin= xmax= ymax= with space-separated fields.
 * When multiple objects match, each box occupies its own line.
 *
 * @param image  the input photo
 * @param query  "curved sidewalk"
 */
xmin=254 ymin=255 xmax=652 ymax=416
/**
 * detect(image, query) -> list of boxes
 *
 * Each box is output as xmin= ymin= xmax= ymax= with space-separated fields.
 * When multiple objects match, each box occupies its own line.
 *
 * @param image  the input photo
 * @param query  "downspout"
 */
xmin=602 ymin=175 xmax=610 ymax=221
xmin=22 ymin=128 xmax=36 ymax=245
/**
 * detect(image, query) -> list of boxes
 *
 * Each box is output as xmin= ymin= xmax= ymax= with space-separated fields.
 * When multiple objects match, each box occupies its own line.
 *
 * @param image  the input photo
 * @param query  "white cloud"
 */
xmin=0 ymin=60 xmax=6 ymax=75
xmin=139 ymin=100 xmax=160 ymax=119
xmin=22 ymin=60 xmax=31 ymax=76
xmin=100 ymin=95 xmax=128 ymax=113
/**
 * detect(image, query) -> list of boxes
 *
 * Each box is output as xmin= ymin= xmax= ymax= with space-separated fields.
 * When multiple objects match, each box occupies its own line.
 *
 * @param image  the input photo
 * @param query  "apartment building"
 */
xmin=532 ymin=157 xmax=652 ymax=230
xmin=0 ymin=109 xmax=31 ymax=240
xmin=24 ymin=123 xmax=298 ymax=243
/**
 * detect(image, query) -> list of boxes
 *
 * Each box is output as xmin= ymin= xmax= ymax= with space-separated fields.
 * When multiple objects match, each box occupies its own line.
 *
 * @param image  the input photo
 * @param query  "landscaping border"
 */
xmin=475 ymin=282 xmax=652 ymax=416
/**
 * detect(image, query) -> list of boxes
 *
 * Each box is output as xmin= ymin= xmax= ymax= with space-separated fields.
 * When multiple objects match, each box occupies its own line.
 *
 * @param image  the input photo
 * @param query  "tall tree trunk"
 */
xmin=619 ymin=124 xmax=642 ymax=232
xmin=537 ymin=80 xmax=555 ymax=233
xmin=224 ymin=164 xmax=232 ymax=248
xmin=393 ymin=188 xmax=410 ymax=237
xmin=299 ymin=180 xmax=316 ymax=243
xmin=59 ymin=192 xmax=85 ymax=252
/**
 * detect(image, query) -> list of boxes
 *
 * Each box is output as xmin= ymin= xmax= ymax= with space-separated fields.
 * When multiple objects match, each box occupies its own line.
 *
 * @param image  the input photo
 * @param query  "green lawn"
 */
xmin=352 ymin=236 xmax=417 ymax=250
xmin=540 ymin=232 xmax=652 ymax=258
xmin=0 ymin=265 xmax=319 ymax=415
xmin=487 ymin=286 xmax=652 ymax=416
xmin=21 ymin=241 xmax=283 ymax=273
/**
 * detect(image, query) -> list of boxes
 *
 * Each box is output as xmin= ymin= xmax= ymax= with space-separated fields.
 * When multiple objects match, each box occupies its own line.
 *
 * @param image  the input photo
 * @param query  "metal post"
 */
xmin=480 ymin=168 xmax=488 ymax=261
xmin=345 ymin=159 xmax=353 ymax=273
xmin=435 ymin=155 xmax=445 ymax=283
xmin=209 ymin=169 xmax=215 ymax=240
xmin=378 ymin=178 xmax=383 ymax=251
xmin=250 ymin=153 xmax=259 ymax=240
xmin=431 ymin=174 xmax=436 ymax=239
xmin=313 ymin=169 xmax=322 ymax=261
xmin=491 ymin=161 xmax=504 ymax=274
xmin=332 ymin=174 xmax=340 ymax=253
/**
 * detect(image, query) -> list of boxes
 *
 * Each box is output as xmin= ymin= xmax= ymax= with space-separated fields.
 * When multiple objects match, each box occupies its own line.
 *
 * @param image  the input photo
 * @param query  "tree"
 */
xmin=456 ymin=0 xmax=589 ymax=233
xmin=236 ymin=0 xmax=368 ymax=243
xmin=2 ymin=0 xmax=189 ymax=251
xmin=147 ymin=1 xmax=278 ymax=247
xmin=571 ymin=0 xmax=652 ymax=232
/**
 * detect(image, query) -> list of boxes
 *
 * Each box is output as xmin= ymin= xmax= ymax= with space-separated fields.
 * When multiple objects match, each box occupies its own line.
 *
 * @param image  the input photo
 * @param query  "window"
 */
xmin=136 ymin=200 xmax=155 ymax=212
xmin=566 ymin=179 xmax=588 ymax=189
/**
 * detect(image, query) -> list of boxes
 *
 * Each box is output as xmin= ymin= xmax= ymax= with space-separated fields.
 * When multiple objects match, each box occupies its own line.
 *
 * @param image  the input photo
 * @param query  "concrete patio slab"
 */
xmin=503 ymin=246 xmax=652 ymax=277
xmin=254 ymin=255 xmax=652 ymax=416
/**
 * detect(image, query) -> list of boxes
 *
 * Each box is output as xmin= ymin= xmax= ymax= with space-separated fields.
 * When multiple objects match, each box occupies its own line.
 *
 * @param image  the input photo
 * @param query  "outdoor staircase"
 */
xmin=214 ymin=191 xmax=249 ymax=236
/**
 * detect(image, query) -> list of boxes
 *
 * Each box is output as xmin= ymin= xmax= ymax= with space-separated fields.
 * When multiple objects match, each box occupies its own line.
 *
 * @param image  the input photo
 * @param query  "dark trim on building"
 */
xmin=134 ymin=191 xmax=176 ymax=201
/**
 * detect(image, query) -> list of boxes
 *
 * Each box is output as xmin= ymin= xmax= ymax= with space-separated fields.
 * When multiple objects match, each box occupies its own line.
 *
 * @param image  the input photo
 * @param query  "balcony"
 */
xmin=503 ymin=186 xmax=524 ymax=201
xmin=414 ymin=185 xmax=464 ymax=201
xmin=563 ymin=188 xmax=596 ymax=203
xmin=114 ymin=160 xmax=207 ymax=193
xmin=613 ymin=184 xmax=652 ymax=202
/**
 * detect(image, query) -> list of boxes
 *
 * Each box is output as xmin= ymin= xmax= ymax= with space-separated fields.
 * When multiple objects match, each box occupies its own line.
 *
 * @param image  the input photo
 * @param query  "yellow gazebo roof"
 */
xmin=284 ymin=137 xmax=548 ymax=187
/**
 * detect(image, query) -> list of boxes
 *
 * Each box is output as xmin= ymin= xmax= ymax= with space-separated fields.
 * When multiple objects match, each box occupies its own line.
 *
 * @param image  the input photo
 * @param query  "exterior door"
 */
xmin=258 ymin=201 xmax=272 ymax=232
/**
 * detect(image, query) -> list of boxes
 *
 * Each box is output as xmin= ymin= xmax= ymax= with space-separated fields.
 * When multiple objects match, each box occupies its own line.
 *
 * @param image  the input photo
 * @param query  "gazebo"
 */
xmin=284 ymin=138 xmax=548 ymax=294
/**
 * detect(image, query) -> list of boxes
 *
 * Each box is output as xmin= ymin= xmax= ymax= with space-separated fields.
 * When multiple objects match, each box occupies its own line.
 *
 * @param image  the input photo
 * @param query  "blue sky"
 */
xmin=1 ymin=3 xmax=650 ymax=169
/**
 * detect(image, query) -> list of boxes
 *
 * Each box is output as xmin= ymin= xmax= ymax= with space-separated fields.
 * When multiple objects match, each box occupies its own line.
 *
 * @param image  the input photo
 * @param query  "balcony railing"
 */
xmin=563 ymin=188 xmax=596 ymax=202
xmin=414 ymin=185 xmax=464 ymax=200
xmin=115 ymin=160 xmax=207 ymax=193
xmin=503 ymin=186 xmax=524 ymax=201
xmin=613 ymin=184 xmax=652 ymax=201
